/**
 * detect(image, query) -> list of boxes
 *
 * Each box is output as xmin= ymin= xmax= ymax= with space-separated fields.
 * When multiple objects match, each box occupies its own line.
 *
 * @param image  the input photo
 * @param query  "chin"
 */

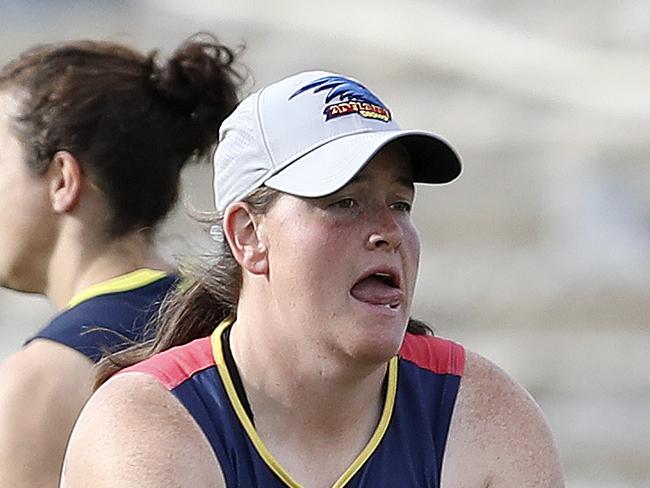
xmin=0 ymin=268 xmax=40 ymax=294
xmin=344 ymin=316 xmax=408 ymax=364
xmin=0 ymin=270 xmax=13 ymax=290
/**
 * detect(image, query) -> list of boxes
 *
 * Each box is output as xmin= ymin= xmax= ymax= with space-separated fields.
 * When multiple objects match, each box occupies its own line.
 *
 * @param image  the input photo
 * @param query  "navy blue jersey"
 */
xmin=125 ymin=319 xmax=465 ymax=487
xmin=26 ymin=269 xmax=177 ymax=362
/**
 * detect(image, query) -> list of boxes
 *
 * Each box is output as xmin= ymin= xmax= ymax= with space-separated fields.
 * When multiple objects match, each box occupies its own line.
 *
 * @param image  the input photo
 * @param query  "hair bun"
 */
xmin=146 ymin=53 xmax=163 ymax=91
xmin=149 ymin=37 xmax=241 ymax=121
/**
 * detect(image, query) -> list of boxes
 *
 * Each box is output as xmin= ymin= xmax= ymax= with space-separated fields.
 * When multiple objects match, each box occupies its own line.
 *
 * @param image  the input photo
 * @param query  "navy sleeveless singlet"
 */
xmin=26 ymin=269 xmax=177 ymax=362
xmin=124 ymin=319 xmax=465 ymax=487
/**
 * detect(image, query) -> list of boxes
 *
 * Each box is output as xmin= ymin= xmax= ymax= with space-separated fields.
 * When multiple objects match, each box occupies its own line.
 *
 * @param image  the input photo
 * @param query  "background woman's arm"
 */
xmin=0 ymin=341 xmax=92 ymax=488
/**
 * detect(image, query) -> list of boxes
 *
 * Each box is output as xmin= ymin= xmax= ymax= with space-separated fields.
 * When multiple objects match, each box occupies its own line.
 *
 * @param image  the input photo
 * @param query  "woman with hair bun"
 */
xmin=0 ymin=35 xmax=242 ymax=487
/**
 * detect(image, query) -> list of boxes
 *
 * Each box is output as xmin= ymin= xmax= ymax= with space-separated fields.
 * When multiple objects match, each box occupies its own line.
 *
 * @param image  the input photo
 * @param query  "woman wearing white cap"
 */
xmin=62 ymin=72 xmax=564 ymax=487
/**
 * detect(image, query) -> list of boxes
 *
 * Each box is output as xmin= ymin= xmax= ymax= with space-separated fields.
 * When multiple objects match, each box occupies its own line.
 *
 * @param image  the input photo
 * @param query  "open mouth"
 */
xmin=350 ymin=270 xmax=403 ymax=310
xmin=374 ymin=272 xmax=397 ymax=287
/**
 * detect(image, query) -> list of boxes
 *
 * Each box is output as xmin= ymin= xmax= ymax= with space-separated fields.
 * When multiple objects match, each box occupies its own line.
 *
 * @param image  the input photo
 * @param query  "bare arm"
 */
xmin=442 ymin=350 xmax=565 ymax=488
xmin=0 ymin=340 xmax=93 ymax=488
xmin=61 ymin=372 xmax=225 ymax=488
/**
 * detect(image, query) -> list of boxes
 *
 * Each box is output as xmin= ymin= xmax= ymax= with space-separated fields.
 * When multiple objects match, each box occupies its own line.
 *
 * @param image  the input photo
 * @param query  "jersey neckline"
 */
xmin=210 ymin=318 xmax=399 ymax=488
xmin=66 ymin=268 xmax=170 ymax=309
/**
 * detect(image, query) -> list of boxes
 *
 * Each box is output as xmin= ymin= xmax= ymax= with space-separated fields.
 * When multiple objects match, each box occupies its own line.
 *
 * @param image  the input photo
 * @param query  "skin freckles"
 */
xmin=258 ymin=145 xmax=419 ymax=365
xmin=441 ymin=351 xmax=565 ymax=487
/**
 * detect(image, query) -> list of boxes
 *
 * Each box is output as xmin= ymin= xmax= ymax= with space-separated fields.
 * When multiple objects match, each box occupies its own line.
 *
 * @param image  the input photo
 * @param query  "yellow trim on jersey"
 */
xmin=211 ymin=318 xmax=301 ymax=487
xmin=210 ymin=318 xmax=398 ymax=488
xmin=331 ymin=356 xmax=398 ymax=487
xmin=67 ymin=268 xmax=169 ymax=308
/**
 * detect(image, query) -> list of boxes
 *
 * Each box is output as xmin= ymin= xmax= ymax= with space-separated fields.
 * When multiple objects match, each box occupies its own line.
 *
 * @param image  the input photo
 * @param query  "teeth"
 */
xmin=374 ymin=273 xmax=395 ymax=286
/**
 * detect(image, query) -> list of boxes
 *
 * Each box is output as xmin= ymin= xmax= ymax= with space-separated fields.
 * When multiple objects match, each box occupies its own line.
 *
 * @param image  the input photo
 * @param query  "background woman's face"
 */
xmin=0 ymin=92 xmax=55 ymax=292
xmin=259 ymin=144 xmax=420 ymax=363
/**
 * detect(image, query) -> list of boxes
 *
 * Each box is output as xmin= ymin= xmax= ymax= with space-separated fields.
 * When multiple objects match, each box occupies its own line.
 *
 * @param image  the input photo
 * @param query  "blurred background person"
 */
xmin=0 ymin=34 xmax=241 ymax=487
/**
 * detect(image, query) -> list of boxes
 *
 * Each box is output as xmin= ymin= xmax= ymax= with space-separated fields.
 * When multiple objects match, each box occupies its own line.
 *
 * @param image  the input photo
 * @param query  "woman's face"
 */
xmin=260 ymin=144 xmax=421 ymax=363
xmin=0 ymin=91 xmax=55 ymax=292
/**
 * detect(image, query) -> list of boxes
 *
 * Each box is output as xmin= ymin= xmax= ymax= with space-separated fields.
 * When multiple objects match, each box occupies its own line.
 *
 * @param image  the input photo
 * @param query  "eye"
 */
xmin=332 ymin=198 xmax=356 ymax=209
xmin=391 ymin=201 xmax=412 ymax=213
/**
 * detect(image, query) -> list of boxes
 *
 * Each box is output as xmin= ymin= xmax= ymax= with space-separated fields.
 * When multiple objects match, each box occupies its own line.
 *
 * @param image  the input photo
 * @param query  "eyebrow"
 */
xmin=397 ymin=176 xmax=415 ymax=191
xmin=348 ymin=173 xmax=415 ymax=192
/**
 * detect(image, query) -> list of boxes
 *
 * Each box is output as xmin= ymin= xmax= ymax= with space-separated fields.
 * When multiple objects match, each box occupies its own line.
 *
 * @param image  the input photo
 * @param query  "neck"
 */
xmin=44 ymin=227 xmax=172 ymax=308
xmin=229 ymin=307 xmax=389 ymax=441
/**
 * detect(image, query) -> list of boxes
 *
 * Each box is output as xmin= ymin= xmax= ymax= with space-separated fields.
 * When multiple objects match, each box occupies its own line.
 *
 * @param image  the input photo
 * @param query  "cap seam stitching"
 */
xmin=256 ymin=87 xmax=275 ymax=170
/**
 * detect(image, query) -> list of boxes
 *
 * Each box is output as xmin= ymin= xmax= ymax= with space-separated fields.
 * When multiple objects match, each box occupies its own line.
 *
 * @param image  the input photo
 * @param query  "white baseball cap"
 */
xmin=213 ymin=70 xmax=462 ymax=211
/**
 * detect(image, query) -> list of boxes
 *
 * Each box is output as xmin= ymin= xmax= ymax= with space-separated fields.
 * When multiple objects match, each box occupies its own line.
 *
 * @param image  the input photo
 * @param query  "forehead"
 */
xmin=0 ymin=93 xmax=15 ymax=138
xmin=0 ymin=91 xmax=27 ymax=165
xmin=0 ymin=90 xmax=23 ymax=138
xmin=351 ymin=142 xmax=414 ymax=187
xmin=0 ymin=89 xmax=23 ymax=119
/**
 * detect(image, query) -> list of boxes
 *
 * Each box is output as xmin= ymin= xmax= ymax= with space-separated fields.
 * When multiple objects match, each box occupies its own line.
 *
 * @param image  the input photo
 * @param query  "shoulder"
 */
xmin=0 ymin=340 xmax=94 ymax=485
xmin=122 ymin=336 xmax=214 ymax=390
xmin=399 ymin=333 xmax=465 ymax=376
xmin=45 ymin=274 xmax=177 ymax=330
xmin=28 ymin=300 xmax=109 ymax=344
xmin=441 ymin=350 xmax=565 ymax=487
xmin=62 ymin=370 xmax=224 ymax=487
xmin=45 ymin=298 xmax=110 ymax=326
xmin=30 ymin=286 xmax=172 ymax=361
xmin=0 ymin=339 xmax=93 ymax=416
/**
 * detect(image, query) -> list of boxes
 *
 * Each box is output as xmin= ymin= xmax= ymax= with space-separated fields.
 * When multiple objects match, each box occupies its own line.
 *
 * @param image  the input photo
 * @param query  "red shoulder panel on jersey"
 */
xmin=399 ymin=333 xmax=465 ymax=376
xmin=119 ymin=336 xmax=214 ymax=390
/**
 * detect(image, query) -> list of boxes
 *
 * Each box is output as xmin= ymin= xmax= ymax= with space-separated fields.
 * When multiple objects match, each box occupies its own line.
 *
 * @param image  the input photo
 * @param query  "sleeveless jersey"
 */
xmin=26 ymin=268 xmax=177 ymax=363
xmin=124 ymin=319 xmax=465 ymax=487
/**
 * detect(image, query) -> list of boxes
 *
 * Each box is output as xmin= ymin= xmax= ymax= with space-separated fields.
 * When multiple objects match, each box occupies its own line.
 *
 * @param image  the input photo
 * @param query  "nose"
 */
xmin=366 ymin=207 xmax=403 ymax=251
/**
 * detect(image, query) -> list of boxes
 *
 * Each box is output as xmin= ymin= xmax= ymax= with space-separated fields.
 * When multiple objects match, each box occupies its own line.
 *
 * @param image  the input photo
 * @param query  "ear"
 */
xmin=223 ymin=203 xmax=268 ymax=275
xmin=48 ymin=151 xmax=83 ymax=213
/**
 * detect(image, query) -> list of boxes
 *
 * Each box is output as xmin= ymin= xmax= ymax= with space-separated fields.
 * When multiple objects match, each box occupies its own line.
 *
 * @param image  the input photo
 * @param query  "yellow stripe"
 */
xmin=211 ymin=319 xmax=303 ymax=487
xmin=67 ymin=268 xmax=169 ymax=308
xmin=210 ymin=319 xmax=398 ymax=488
xmin=332 ymin=357 xmax=398 ymax=487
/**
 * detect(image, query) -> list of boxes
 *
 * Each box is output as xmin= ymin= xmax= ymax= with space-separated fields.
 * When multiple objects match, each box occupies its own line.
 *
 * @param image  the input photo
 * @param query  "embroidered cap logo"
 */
xmin=289 ymin=76 xmax=392 ymax=123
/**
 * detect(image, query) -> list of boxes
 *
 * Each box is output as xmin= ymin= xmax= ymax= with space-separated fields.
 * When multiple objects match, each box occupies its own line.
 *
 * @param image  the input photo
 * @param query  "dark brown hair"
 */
xmin=0 ymin=34 xmax=242 ymax=237
xmin=95 ymin=187 xmax=434 ymax=387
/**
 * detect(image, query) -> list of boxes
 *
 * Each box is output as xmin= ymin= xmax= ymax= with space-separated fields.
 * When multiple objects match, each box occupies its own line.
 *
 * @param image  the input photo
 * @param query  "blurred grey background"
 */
xmin=0 ymin=1 xmax=648 ymax=486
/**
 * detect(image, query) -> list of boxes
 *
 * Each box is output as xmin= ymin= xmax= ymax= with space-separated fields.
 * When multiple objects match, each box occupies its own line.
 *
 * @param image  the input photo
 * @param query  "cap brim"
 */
xmin=264 ymin=129 xmax=462 ymax=198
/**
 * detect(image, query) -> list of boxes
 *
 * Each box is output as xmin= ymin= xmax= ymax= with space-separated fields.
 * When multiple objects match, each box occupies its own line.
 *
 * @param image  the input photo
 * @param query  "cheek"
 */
xmin=0 ymin=179 xmax=53 ymax=287
xmin=295 ymin=222 xmax=351 ymax=273
xmin=276 ymin=209 xmax=350 ymax=253
xmin=0 ymin=174 xmax=45 ymax=236
xmin=270 ymin=217 xmax=351 ymax=294
xmin=402 ymin=223 xmax=421 ymax=284
xmin=409 ymin=225 xmax=421 ymax=260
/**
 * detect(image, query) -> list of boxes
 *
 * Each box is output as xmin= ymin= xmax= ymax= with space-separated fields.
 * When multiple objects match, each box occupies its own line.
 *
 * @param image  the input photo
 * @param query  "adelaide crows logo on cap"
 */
xmin=289 ymin=76 xmax=392 ymax=123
